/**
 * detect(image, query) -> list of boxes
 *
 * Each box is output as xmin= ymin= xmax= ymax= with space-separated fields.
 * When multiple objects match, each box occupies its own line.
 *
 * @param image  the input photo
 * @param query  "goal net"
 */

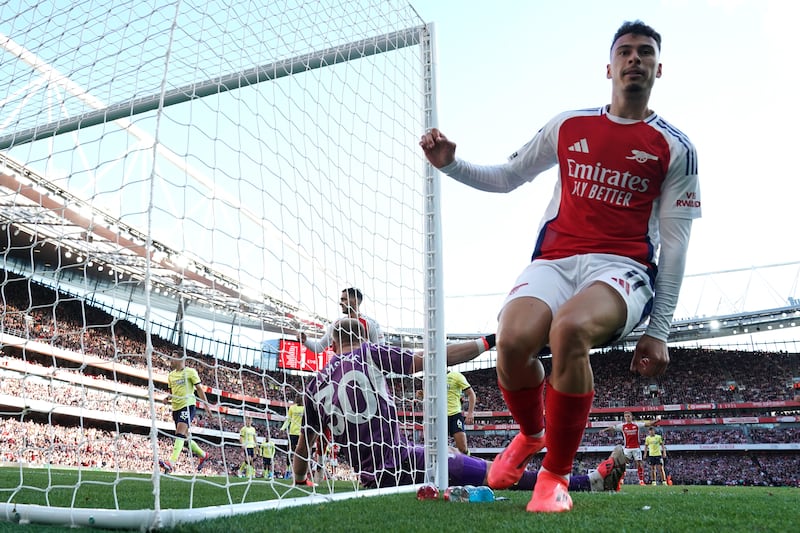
xmin=0 ymin=0 xmax=439 ymax=529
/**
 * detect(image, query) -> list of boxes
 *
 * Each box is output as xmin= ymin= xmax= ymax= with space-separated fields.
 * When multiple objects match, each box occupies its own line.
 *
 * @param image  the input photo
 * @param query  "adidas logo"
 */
xmin=568 ymin=138 xmax=589 ymax=153
xmin=610 ymin=276 xmax=631 ymax=295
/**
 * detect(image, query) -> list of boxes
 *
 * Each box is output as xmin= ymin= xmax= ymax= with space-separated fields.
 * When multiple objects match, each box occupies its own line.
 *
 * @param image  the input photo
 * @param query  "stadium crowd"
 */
xmin=448 ymin=348 xmax=800 ymax=412
xmin=3 ymin=274 xmax=799 ymax=411
xmin=0 ymin=418 xmax=291 ymax=477
xmin=2 ymin=416 xmax=797 ymax=486
xmin=1 ymin=276 xmax=306 ymax=402
xmin=1 ymin=272 xmax=799 ymax=486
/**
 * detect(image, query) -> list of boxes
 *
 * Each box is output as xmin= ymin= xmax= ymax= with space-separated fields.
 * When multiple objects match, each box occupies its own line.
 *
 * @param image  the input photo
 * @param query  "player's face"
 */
xmin=339 ymin=292 xmax=356 ymax=313
xmin=624 ymin=412 xmax=633 ymax=422
xmin=607 ymin=33 xmax=661 ymax=94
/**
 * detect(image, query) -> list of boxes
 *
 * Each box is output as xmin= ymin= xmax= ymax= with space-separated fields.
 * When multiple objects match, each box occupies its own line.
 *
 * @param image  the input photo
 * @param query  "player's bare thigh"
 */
xmin=550 ymin=281 xmax=627 ymax=362
xmin=548 ymin=282 xmax=626 ymax=392
xmin=496 ymin=296 xmax=550 ymax=389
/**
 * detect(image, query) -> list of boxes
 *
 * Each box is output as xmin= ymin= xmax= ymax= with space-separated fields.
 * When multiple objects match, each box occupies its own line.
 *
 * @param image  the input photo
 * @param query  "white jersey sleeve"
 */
xmin=363 ymin=315 xmax=384 ymax=345
xmin=303 ymin=328 xmax=332 ymax=353
xmin=438 ymin=113 xmax=562 ymax=193
xmin=645 ymin=216 xmax=692 ymax=341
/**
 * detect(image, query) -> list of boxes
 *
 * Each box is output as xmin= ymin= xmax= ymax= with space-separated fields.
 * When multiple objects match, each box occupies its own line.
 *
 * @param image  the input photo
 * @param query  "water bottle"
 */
xmin=416 ymin=483 xmax=439 ymax=501
xmin=462 ymin=485 xmax=476 ymax=502
xmin=468 ymin=485 xmax=495 ymax=502
xmin=443 ymin=485 xmax=462 ymax=502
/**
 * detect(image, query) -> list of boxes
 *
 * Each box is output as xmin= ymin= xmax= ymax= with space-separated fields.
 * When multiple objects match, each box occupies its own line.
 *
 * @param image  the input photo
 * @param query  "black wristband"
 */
xmin=484 ymin=334 xmax=496 ymax=350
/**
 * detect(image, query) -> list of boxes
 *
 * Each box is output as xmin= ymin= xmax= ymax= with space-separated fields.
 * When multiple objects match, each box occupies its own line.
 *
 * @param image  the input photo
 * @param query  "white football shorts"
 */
xmin=624 ymin=447 xmax=644 ymax=462
xmin=500 ymin=253 xmax=654 ymax=342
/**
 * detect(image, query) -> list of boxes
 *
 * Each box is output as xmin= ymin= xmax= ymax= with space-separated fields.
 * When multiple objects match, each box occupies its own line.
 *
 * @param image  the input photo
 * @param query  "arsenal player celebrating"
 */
xmin=603 ymin=411 xmax=660 ymax=485
xmin=420 ymin=20 xmax=700 ymax=512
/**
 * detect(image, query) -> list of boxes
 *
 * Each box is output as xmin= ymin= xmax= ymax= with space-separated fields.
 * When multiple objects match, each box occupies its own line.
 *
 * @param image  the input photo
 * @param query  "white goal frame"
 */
xmin=0 ymin=1 xmax=445 ymax=529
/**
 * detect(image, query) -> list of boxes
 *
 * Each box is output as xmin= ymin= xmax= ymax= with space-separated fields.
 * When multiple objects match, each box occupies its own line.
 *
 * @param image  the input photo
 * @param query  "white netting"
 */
xmin=0 ymin=0 xmax=432 ymax=528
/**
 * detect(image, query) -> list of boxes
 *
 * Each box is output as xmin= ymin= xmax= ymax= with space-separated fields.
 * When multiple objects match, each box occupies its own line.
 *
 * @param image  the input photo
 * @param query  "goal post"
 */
xmin=418 ymin=21 xmax=450 ymax=494
xmin=0 ymin=0 xmax=445 ymax=529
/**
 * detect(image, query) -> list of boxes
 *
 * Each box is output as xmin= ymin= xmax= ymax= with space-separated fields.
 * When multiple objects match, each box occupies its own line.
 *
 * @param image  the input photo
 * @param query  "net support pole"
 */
xmin=420 ymin=22 xmax=448 ymax=489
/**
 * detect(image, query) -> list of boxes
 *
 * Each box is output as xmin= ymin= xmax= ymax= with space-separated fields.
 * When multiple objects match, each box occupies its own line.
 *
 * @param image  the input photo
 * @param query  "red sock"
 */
xmin=541 ymin=381 xmax=594 ymax=476
xmin=499 ymin=380 xmax=544 ymax=436
xmin=638 ymin=465 xmax=644 ymax=482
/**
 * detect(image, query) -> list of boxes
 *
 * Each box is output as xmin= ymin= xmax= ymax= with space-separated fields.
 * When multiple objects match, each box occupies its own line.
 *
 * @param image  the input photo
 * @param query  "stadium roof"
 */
xmin=0 ymin=153 xmax=323 ymax=335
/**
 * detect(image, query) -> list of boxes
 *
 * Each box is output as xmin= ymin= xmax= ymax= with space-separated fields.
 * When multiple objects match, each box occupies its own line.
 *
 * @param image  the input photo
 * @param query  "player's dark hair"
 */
xmin=611 ymin=20 xmax=661 ymax=52
xmin=343 ymin=287 xmax=363 ymax=303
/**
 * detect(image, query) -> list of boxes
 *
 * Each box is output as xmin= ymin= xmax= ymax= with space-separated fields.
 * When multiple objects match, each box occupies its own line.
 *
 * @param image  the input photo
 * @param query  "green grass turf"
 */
xmin=0 ymin=467 xmax=311 ymax=509
xmin=0 ymin=467 xmax=796 ymax=532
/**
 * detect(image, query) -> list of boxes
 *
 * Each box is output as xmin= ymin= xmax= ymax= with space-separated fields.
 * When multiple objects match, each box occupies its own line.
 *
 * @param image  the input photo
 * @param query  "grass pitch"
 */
xmin=0 ymin=467 xmax=795 ymax=532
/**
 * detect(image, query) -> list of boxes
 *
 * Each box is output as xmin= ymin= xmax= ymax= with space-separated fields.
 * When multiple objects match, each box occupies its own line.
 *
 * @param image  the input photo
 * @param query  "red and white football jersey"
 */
xmin=505 ymin=107 xmax=701 ymax=270
xmin=618 ymin=421 xmax=646 ymax=449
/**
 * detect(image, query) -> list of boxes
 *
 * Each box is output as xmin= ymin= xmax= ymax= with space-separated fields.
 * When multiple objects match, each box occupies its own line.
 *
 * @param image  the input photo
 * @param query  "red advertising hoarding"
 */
xmin=278 ymin=339 xmax=333 ymax=372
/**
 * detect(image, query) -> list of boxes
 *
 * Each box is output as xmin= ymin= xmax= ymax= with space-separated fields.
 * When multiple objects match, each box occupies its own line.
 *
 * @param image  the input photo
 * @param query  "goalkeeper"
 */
xmin=292 ymin=319 xmax=625 ymax=492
